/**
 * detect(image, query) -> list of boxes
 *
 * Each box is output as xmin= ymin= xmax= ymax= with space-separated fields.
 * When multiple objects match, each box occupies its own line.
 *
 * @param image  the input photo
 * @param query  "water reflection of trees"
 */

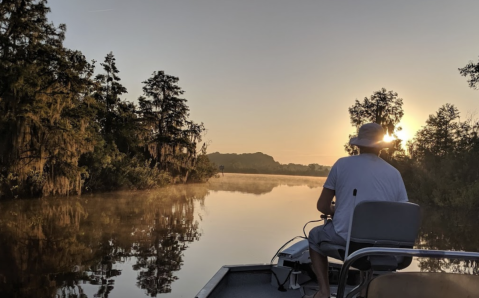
xmin=416 ymin=208 xmax=479 ymax=275
xmin=0 ymin=184 xmax=208 ymax=297
xmin=132 ymin=194 xmax=200 ymax=295
xmin=207 ymin=174 xmax=325 ymax=195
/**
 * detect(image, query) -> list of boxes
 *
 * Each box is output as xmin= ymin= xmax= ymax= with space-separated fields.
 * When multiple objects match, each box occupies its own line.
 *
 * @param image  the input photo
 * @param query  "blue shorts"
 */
xmin=308 ymin=220 xmax=347 ymax=255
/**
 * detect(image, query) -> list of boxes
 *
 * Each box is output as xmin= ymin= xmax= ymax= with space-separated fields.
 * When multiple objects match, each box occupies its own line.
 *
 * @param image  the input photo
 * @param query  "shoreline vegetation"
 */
xmin=0 ymin=1 xmax=217 ymax=200
xmin=207 ymin=152 xmax=331 ymax=177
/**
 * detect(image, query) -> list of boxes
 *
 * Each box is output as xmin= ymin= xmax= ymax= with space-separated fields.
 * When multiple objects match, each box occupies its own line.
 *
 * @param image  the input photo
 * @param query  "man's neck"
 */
xmin=359 ymin=147 xmax=381 ymax=156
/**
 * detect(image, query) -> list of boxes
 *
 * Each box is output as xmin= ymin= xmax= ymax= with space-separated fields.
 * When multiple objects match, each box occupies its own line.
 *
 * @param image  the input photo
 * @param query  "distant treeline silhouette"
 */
xmin=345 ymin=87 xmax=479 ymax=209
xmin=207 ymin=152 xmax=331 ymax=177
xmin=0 ymin=1 xmax=217 ymax=199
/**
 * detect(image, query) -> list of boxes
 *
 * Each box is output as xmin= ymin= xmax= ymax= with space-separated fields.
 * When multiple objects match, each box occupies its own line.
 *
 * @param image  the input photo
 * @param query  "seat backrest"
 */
xmin=344 ymin=201 xmax=421 ymax=269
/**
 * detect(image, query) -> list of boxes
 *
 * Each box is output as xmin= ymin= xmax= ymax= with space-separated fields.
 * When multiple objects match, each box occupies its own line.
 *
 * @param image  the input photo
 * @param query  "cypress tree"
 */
xmin=139 ymin=71 xmax=206 ymax=182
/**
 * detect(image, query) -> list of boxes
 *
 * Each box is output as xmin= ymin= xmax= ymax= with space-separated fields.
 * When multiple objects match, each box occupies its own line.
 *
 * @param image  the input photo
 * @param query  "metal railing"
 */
xmin=336 ymin=247 xmax=479 ymax=298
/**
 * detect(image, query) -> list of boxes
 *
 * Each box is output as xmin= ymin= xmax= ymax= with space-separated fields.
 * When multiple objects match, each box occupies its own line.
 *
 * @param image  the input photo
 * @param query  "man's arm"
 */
xmin=317 ymin=187 xmax=335 ymax=215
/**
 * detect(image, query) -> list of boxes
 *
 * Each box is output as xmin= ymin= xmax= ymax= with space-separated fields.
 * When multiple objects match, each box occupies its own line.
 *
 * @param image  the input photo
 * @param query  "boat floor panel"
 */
xmin=212 ymin=283 xmax=302 ymax=298
xmin=207 ymin=269 xmax=356 ymax=298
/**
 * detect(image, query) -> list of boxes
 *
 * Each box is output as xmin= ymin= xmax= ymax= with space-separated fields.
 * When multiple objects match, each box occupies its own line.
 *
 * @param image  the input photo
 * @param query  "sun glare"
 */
xmin=383 ymin=134 xmax=396 ymax=142
xmin=382 ymin=127 xmax=412 ymax=146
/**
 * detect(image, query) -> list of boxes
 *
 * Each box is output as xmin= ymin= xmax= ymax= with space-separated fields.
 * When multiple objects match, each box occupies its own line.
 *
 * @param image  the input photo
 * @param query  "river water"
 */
xmin=0 ymin=173 xmax=477 ymax=297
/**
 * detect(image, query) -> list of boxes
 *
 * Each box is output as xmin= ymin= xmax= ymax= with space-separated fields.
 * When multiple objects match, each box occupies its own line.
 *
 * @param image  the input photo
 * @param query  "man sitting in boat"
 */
xmin=306 ymin=123 xmax=408 ymax=298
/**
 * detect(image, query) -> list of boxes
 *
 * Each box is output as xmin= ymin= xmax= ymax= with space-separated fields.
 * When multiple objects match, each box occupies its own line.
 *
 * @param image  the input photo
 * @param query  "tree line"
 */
xmin=345 ymin=67 xmax=479 ymax=208
xmin=207 ymin=152 xmax=331 ymax=177
xmin=0 ymin=0 xmax=217 ymax=199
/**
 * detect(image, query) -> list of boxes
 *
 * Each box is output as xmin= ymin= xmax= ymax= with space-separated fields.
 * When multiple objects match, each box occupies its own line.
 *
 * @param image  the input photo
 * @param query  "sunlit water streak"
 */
xmin=0 ymin=174 xmax=477 ymax=298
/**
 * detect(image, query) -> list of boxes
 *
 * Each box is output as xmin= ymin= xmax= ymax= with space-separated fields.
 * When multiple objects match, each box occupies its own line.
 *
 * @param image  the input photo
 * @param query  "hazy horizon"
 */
xmin=47 ymin=0 xmax=479 ymax=166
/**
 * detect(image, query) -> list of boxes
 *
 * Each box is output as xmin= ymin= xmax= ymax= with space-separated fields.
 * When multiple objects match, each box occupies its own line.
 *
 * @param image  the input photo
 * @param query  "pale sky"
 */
xmin=48 ymin=0 xmax=479 ymax=166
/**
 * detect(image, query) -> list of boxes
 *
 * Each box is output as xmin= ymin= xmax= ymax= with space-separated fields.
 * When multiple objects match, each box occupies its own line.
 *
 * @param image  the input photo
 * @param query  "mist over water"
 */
xmin=0 ymin=174 xmax=477 ymax=297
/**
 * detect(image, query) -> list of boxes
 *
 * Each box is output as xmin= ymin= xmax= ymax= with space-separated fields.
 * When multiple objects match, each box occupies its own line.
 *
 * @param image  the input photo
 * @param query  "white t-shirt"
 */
xmin=324 ymin=153 xmax=408 ymax=240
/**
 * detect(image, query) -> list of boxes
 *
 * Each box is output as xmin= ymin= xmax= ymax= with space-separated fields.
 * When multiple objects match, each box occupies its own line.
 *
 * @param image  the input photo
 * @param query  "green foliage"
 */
xmin=459 ymin=56 xmax=479 ymax=90
xmin=79 ymin=59 xmax=214 ymax=191
xmin=396 ymin=104 xmax=479 ymax=208
xmin=80 ymin=142 xmax=170 ymax=191
xmin=0 ymin=0 xmax=97 ymax=197
xmin=0 ymin=2 xmax=216 ymax=199
xmin=345 ymin=88 xmax=404 ymax=157
xmin=93 ymin=156 xmax=170 ymax=191
xmin=188 ymin=154 xmax=218 ymax=182
xmin=139 ymin=71 xmax=207 ymax=182
xmin=409 ymin=104 xmax=462 ymax=158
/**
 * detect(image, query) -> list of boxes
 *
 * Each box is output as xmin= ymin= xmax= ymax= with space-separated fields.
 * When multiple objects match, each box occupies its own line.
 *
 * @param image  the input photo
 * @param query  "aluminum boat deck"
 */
xmin=195 ymin=264 xmax=358 ymax=298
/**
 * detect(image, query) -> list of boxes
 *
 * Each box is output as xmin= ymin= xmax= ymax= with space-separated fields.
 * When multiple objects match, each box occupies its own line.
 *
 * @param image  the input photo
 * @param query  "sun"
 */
xmin=383 ymin=134 xmax=396 ymax=142
xmin=382 ymin=127 xmax=412 ymax=145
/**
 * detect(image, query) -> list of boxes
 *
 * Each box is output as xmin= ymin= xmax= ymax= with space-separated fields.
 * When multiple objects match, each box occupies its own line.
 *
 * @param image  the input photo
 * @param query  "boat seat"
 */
xmin=316 ymin=201 xmax=421 ymax=298
xmin=318 ymin=201 xmax=421 ymax=272
xmin=366 ymin=272 xmax=479 ymax=298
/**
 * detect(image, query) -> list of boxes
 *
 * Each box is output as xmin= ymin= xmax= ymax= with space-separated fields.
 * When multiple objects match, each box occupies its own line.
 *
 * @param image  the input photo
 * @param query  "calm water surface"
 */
xmin=0 ymin=174 xmax=478 ymax=297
